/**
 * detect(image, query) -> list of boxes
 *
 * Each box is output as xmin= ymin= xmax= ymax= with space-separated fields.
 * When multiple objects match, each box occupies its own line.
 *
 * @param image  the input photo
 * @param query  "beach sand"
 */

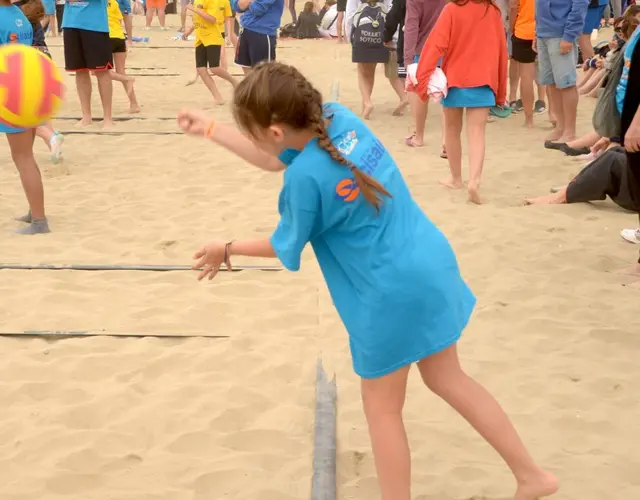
xmin=1 ymin=15 xmax=639 ymax=500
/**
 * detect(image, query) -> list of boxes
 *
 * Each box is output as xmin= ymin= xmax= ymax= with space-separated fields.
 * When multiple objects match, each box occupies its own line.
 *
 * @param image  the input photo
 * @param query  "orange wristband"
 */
xmin=205 ymin=121 xmax=216 ymax=138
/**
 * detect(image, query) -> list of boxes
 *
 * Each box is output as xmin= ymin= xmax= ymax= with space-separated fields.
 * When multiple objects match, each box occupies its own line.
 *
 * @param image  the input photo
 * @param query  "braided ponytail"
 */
xmin=232 ymin=61 xmax=391 ymax=211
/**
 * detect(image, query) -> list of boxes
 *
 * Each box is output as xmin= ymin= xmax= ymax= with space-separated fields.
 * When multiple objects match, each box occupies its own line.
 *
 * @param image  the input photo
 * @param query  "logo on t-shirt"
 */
xmin=335 ymin=130 xmax=358 ymax=156
xmin=335 ymin=178 xmax=360 ymax=202
xmin=15 ymin=19 xmax=24 ymax=28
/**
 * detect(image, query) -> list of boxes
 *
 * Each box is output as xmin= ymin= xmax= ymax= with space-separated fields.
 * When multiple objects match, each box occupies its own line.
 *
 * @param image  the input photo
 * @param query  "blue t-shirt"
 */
xmin=232 ymin=0 xmax=284 ymax=36
xmin=62 ymin=0 xmax=109 ymax=33
xmin=271 ymin=103 xmax=476 ymax=378
xmin=0 ymin=5 xmax=33 ymax=135
xmin=617 ymin=25 xmax=640 ymax=115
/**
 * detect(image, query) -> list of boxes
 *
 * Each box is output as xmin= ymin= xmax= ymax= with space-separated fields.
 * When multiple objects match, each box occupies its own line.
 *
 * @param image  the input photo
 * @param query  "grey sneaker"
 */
xmin=15 ymin=218 xmax=50 ymax=235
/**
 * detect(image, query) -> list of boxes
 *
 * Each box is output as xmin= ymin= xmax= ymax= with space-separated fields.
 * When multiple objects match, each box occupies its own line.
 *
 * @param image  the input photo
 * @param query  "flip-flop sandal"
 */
xmin=489 ymin=106 xmax=512 ymax=118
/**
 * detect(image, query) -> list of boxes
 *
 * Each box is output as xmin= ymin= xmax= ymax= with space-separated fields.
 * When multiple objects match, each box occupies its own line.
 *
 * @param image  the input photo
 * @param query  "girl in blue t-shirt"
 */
xmin=177 ymin=62 xmax=557 ymax=500
xmin=0 ymin=0 xmax=51 ymax=234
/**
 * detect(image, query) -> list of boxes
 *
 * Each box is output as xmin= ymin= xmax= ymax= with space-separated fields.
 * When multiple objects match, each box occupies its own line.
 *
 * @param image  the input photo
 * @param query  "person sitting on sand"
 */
xmin=525 ymin=147 xmax=638 ymax=210
xmin=578 ymin=24 xmax=625 ymax=98
xmin=319 ymin=0 xmax=339 ymax=38
xmin=296 ymin=1 xmax=325 ymax=38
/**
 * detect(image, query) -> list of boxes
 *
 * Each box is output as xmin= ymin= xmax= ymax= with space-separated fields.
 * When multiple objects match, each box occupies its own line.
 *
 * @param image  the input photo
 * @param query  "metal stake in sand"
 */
xmin=312 ymin=359 xmax=337 ymax=500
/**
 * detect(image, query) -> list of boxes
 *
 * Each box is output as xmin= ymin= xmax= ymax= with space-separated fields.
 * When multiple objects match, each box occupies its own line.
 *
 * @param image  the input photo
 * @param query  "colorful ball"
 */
xmin=0 ymin=44 xmax=64 ymax=129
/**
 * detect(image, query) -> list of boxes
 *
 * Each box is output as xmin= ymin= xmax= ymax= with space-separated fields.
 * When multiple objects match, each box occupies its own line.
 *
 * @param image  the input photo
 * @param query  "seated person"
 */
xmin=319 ymin=0 xmax=338 ymax=38
xmin=525 ymin=144 xmax=638 ymax=212
xmin=296 ymin=1 xmax=322 ymax=38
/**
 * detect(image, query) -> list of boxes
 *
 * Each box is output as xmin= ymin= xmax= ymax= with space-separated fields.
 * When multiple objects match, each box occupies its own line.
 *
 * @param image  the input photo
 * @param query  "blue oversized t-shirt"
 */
xmin=0 ymin=5 xmax=33 ymax=135
xmin=617 ymin=24 xmax=640 ymax=115
xmin=63 ymin=0 xmax=109 ymax=33
xmin=270 ymin=103 xmax=476 ymax=378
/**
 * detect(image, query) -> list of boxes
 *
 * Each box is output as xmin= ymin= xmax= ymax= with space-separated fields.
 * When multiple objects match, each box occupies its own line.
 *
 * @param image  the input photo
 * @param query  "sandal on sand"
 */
xmin=489 ymin=105 xmax=512 ymax=118
xmin=621 ymin=228 xmax=640 ymax=244
xmin=544 ymin=140 xmax=567 ymax=151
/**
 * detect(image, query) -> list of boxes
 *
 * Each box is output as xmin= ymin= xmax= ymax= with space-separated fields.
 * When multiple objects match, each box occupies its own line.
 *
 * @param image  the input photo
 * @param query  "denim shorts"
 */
xmin=117 ymin=0 xmax=131 ymax=15
xmin=536 ymin=37 xmax=578 ymax=89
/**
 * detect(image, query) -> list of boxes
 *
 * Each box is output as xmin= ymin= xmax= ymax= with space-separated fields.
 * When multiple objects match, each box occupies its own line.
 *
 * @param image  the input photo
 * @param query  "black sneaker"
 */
xmin=534 ymin=100 xmax=546 ymax=114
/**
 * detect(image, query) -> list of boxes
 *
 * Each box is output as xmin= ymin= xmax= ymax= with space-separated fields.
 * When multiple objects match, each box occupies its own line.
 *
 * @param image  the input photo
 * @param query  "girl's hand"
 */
xmin=625 ymin=122 xmax=640 ymax=153
xmin=192 ymin=241 xmax=232 ymax=280
xmin=591 ymin=136 xmax=611 ymax=155
xmin=177 ymin=108 xmax=213 ymax=137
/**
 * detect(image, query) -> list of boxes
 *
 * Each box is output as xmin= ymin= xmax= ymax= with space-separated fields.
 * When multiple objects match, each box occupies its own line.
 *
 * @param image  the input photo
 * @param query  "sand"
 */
xmin=1 ymin=15 xmax=639 ymax=500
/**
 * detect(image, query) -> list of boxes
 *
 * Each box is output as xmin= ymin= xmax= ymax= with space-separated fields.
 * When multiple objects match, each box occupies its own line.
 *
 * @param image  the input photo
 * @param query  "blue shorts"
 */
xmin=117 ymin=0 xmax=131 ymax=15
xmin=583 ymin=6 xmax=605 ymax=34
xmin=442 ymin=86 xmax=496 ymax=108
xmin=536 ymin=37 xmax=578 ymax=89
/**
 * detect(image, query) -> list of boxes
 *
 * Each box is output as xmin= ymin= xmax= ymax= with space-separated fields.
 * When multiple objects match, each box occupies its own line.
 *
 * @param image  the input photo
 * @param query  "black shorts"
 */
xmin=195 ymin=44 xmax=222 ymax=68
xmin=511 ymin=35 xmax=536 ymax=64
xmin=337 ymin=0 xmax=346 ymax=12
xmin=234 ymin=27 xmax=276 ymax=68
xmin=63 ymin=28 xmax=112 ymax=71
xmin=111 ymin=37 xmax=127 ymax=54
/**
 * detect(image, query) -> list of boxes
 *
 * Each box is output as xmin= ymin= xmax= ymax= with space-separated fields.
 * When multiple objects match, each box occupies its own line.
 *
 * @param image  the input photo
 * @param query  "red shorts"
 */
xmin=146 ymin=0 xmax=166 ymax=8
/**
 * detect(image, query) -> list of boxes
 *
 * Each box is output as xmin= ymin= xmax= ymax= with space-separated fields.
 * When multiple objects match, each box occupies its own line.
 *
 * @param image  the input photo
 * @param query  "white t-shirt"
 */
xmin=321 ymin=5 xmax=339 ymax=37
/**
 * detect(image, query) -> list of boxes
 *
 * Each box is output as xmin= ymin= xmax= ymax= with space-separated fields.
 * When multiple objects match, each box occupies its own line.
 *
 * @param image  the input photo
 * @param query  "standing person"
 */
xmin=108 ymin=0 xmax=140 ymax=113
xmin=183 ymin=0 xmax=238 ymax=103
xmin=413 ymin=0 xmax=508 ymax=204
xmin=535 ymin=0 xmax=589 ymax=146
xmin=1 ymin=0 xmax=50 ymax=234
xmin=180 ymin=0 xmax=192 ymax=31
xmin=177 ymin=61 xmax=558 ymax=500
xmin=617 ymin=22 xmax=640 ymax=278
xmin=403 ymin=0 xmax=446 ymax=148
xmin=510 ymin=0 xmax=537 ymax=127
xmin=383 ymin=0 xmax=404 ymax=78
xmin=62 ymin=0 xmax=114 ymax=127
xmin=16 ymin=0 xmax=65 ymax=164
xmin=116 ymin=0 xmax=134 ymax=46
xmin=55 ymin=0 xmax=64 ymax=31
xmin=232 ymin=0 xmax=284 ymax=72
xmin=579 ymin=0 xmax=609 ymax=62
xmin=346 ymin=0 xmax=407 ymax=119
xmin=336 ymin=0 xmax=345 ymax=42
xmin=42 ymin=0 xmax=58 ymax=35
xmin=145 ymin=0 xmax=168 ymax=29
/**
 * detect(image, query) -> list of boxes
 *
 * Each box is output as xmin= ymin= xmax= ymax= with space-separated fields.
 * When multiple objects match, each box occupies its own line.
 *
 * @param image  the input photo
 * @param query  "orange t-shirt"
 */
xmin=514 ymin=0 xmax=535 ymax=41
xmin=415 ymin=2 xmax=508 ymax=106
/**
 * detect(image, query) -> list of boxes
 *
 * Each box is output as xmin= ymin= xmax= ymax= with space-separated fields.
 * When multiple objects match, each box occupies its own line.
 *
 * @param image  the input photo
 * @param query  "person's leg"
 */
xmin=577 ymin=67 xmax=596 ymax=89
xmin=211 ymin=66 xmax=238 ymax=87
xmin=75 ymin=72 xmax=93 ymax=126
xmin=578 ymin=34 xmax=595 ymax=62
xmin=585 ymin=70 xmax=608 ymax=97
xmin=612 ymin=0 xmax=622 ymax=17
xmin=509 ymin=58 xmax=520 ymax=105
xmin=94 ymin=71 xmax=114 ymax=126
xmin=361 ymin=365 xmax=411 ymax=500
xmin=289 ymin=0 xmax=297 ymax=23
xmin=146 ymin=6 xmax=154 ymax=26
xmin=114 ymin=51 xmax=140 ymax=113
xmin=180 ymin=0 xmax=189 ymax=31
xmin=441 ymin=107 xmax=464 ymax=189
xmin=158 ymin=1 xmax=167 ymax=28
xmin=520 ymin=62 xmax=536 ymax=127
xmin=35 ymin=122 xmax=64 ymax=163
xmin=197 ymin=45 xmax=225 ymax=104
xmin=465 ymin=107 xmax=489 ymax=204
xmin=417 ymin=345 xmax=558 ymax=500
xmin=386 ymin=52 xmax=408 ymax=116
xmin=357 ymin=62 xmax=376 ymax=119
xmin=547 ymin=38 xmax=579 ymax=142
xmin=56 ymin=4 xmax=64 ymax=33
xmin=406 ymin=93 xmax=428 ymax=146
xmin=7 ymin=130 xmax=50 ymax=234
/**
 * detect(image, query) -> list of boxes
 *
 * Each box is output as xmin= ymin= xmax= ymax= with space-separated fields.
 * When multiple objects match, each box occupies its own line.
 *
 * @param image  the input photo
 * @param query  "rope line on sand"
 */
xmin=58 ymin=131 xmax=183 ymax=136
xmin=0 ymin=331 xmax=230 ymax=339
xmin=0 ymin=263 xmax=283 ymax=272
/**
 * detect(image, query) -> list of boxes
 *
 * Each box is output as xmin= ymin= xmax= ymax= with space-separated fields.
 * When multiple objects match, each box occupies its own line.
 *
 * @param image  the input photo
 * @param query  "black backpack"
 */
xmin=351 ymin=2 xmax=387 ymax=48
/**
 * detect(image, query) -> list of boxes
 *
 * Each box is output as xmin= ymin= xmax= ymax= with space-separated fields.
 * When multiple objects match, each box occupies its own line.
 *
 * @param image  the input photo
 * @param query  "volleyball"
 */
xmin=0 ymin=44 xmax=64 ymax=129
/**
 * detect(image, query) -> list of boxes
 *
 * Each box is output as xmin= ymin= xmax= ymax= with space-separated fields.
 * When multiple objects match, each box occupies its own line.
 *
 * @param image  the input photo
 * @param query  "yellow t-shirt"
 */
xmin=107 ymin=0 xmax=125 ymax=40
xmin=514 ymin=0 xmax=535 ymax=41
xmin=193 ymin=0 xmax=232 ymax=47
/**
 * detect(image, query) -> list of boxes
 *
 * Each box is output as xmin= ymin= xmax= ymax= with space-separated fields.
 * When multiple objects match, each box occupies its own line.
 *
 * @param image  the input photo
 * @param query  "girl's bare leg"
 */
xmin=114 ymin=52 xmax=140 ymax=113
xmin=519 ymin=62 xmax=536 ymax=128
xmin=417 ymin=345 xmax=559 ymax=500
xmin=211 ymin=66 xmax=238 ymax=87
xmin=407 ymin=92 xmax=428 ymax=146
xmin=525 ymin=186 xmax=568 ymax=205
xmin=441 ymin=107 xmax=464 ymax=189
xmin=35 ymin=121 xmax=64 ymax=163
xmin=51 ymin=15 xmax=58 ymax=36
xmin=465 ymin=107 xmax=489 ymax=204
xmin=567 ymin=130 xmax=600 ymax=149
xmin=357 ymin=63 xmax=376 ymax=119
xmin=362 ymin=365 xmax=412 ymax=500
xmin=586 ymin=71 xmax=607 ymax=98
xmin=198 ymin=67 xmax=225 ymax=104
xmin=509 ymin=58 xmax=520 ymax=103
xmin=158 ymin=8 xmax=166 ymax=28
xmin=388 ymin=74 xmax=408 ymax=116
xmin=146 ymin=7 xmax=154 ymax=27
xmin=8 ymin=130 xmax=50 ymax=233
xmin=577 ymin=67 xmax=595 ymax=88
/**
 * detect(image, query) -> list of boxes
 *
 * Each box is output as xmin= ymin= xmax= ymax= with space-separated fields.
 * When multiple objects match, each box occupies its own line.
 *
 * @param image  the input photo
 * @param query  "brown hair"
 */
xmin=20 ymin=0 xmax=45 ymax=23
xmin=623 ymin=4 xmax=640 ymax=20
xmin=621 ymin=6 xmax=640 ymax=39
xmin=303 ymin=1 xmax=314 ymax=12
xmin=232 ymin=62 xmax=391 ymax=211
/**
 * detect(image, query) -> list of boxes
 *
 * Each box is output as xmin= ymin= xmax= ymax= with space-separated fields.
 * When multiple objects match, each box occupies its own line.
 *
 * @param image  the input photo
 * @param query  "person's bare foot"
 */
xmin=524 ymin=192 xmax=566 ymax=205
xmin=545 ymin=127 xmax=563 ymax=141
xmin=362 ymin=103 xmax=374 ymax=120
xmin=392 ymin=99 xmax=409 ymax=116
xmin=524 ymin=117 xmax=534 ymax=129
xmin=129 ymin=104 xmax=141 ymax=114
xmin=616 ymin=263 xmax=640 ymax=277
xmin=101 ymin=119 xmax=115 ymax=129
xmin=213 ymin=98 xmax=226 ymax=106
xmin=439 ymin=176 xmax=463 ymax=189
xmin=467 ymin=180 xmax=482 ymax=204
xmin=75 ymin=117 xmax=93 ymax=127
xmin=514 ymin=470 xmax=559 ymax=500
xmin=557 ymin=134 xmax=577 ymax=143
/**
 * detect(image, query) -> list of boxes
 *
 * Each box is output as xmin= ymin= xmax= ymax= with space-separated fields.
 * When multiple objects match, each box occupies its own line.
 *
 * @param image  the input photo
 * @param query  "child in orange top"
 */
xmin=415 ymin=0 xmax=507 ymax=204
